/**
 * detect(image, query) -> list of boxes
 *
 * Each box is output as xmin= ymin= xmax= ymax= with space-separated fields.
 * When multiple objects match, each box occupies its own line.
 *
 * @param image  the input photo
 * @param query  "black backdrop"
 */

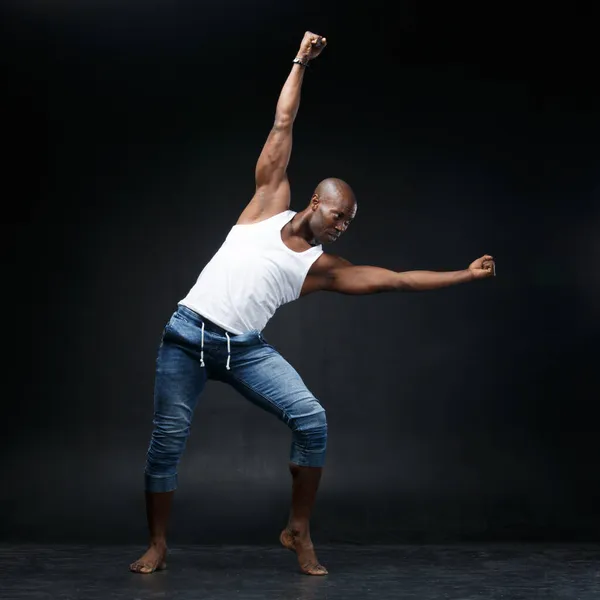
xmin=3 ymin=1 xmax=599 ymax=544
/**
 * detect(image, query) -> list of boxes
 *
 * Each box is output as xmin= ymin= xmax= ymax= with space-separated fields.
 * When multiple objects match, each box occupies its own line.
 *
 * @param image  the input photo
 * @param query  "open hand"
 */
xmin=469 ymin=255 xmax=496 ymax=279
xmin=297 ymin=31 xmax=327 ymax=62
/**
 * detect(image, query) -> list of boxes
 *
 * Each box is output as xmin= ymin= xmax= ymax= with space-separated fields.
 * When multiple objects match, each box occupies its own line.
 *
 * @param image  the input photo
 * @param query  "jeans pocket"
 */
xmin=164 ymin=312 xmax=190 ymax=341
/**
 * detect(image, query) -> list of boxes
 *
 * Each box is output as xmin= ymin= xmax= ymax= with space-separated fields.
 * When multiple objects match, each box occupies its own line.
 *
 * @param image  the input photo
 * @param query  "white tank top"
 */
xmin=179 ymin=210 xmax=323 ymax=334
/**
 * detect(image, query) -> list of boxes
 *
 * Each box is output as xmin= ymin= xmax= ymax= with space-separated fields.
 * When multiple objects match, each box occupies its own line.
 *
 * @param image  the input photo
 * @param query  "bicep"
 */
xmin=237 ymin=123 xmax=292 ymax=224
xmin=255 ymin=122 xmax=293 ymax=188
xmin=326 ymin=265 xmax=401 ymax=295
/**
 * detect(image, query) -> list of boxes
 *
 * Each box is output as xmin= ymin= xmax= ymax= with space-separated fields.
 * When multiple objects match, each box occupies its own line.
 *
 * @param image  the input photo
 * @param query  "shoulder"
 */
xmin=309 ymin=252 xmax=353 ymax=275
xmin=236 ymin=180 xmax=292 ymax=224
xmin=236 ymin=208 xmax=295 ymax=226
xmin=301 ymin=253 xmax=353 ymax=295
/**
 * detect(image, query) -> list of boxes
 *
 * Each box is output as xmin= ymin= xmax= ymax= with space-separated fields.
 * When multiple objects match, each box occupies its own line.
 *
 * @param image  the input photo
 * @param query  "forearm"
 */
xmin=274 ymin=63 xmax=306 ymax=126
xmin=272 ymin=32 xmax=325 ymax=126
xmin=396 ymin=269 xmax=475 ymax=292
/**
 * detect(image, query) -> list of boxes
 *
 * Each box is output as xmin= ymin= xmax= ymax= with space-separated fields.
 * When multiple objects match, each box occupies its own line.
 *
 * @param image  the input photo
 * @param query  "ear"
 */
xmin=310 ymin=193 xmax=319 ymax=211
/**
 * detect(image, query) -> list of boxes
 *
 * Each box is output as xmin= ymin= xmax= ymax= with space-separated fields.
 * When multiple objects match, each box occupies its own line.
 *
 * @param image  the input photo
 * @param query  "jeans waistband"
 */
xmin=176 ymin=304 xmax=236 ymax=337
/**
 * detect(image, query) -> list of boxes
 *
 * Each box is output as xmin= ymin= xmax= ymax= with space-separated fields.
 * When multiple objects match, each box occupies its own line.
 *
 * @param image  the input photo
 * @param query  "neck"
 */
xmin=289 ymin=210 xmax=318 ymax=245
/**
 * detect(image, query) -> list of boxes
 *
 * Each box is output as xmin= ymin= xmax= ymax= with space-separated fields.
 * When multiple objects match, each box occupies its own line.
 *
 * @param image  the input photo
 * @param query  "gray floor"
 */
xmin=1 ymin=543 xmax=599 ymax=599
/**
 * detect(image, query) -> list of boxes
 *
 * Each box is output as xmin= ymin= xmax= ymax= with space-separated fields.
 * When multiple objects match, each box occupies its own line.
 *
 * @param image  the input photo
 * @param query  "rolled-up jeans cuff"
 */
xmin=145 ymin=472 xmax=178 ymax=493
xmin=290 ymin=450 xmax=327 ymax=467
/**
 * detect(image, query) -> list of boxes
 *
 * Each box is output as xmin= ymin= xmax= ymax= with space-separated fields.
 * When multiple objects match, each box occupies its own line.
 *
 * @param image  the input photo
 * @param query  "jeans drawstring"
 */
xmin=199 ymin=321 xmax=232 ymax=370
xmin=200 ymin=322 xmax=205 ymax=367
xmin=225 ymin=332 xmax=231 ymax=370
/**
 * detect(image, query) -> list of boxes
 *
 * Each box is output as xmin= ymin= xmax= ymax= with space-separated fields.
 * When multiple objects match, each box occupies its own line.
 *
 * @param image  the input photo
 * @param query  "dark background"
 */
xmin=2 ymin=1 xmax=599 ymax=545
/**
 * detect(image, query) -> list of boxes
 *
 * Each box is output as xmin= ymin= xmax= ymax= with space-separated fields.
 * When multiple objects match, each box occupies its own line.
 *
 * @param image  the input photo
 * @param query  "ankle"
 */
xmin=149 ymin=538 xmax=167 ymax=550
xmin=287 ymin=520 xmax=310 ymax=537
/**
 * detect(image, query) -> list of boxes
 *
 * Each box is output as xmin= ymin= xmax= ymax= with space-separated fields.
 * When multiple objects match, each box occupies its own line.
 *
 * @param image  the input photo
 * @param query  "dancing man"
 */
xmin=130 ymin=31 xmax=495 ymax=577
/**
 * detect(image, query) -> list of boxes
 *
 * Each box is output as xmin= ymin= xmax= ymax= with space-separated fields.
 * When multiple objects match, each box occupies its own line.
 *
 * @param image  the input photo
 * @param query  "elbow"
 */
xmin=393 ymin=273 xmax=419 ymax=293
xmin=273 ymin=115 xmax=294 ymax=130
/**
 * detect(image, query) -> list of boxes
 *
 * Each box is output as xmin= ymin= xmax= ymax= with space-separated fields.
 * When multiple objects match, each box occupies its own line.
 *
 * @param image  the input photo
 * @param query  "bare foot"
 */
xmin=129 ymin=543 xmax=167 ymax=574
xmin=279 ymin=529 xmax=328 ymax=576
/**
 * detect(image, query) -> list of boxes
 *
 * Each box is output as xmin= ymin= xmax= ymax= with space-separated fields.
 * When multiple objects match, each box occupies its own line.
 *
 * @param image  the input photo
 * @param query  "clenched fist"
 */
xmin=469 ymin=255 xmax=496 ymax=279
xmin=296 ymin=31 xmax=327 ymax=63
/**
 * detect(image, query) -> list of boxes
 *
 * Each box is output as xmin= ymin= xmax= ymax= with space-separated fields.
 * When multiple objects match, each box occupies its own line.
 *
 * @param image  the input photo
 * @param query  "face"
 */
xmin=310 ymin=193 xmax=357 ymax=245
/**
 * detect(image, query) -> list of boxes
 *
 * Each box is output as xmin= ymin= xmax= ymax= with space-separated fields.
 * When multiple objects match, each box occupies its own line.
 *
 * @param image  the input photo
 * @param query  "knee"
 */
xmin=291 ymin=407 xmax=327 ymax=436
xmin=152 ymin=403 xmax=194 ymax=438
xmin=154 ymin=419 xmax=191 ymax=439
xmin=148 ymin=415 xmax=192 ymax=463
xmin=290 ymin=408 xmax=328 ymax=467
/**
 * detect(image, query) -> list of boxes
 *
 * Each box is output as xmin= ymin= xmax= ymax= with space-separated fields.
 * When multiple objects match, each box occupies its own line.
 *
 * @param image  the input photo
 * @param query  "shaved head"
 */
xmin=314 ymin=178 xmax=356 ymax=207
xmin=305 ymin=177 xmax=357 ymax=245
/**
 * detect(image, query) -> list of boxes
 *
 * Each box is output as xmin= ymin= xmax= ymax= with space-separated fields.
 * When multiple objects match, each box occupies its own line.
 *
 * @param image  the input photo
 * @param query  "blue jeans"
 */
xmin=144 ymin=305 xmax=328 ymax=493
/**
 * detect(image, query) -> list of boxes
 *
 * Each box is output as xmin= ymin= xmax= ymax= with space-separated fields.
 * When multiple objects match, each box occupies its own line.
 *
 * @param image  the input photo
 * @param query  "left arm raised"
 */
xmin=302 ymin=254 xmax=495 ymax=295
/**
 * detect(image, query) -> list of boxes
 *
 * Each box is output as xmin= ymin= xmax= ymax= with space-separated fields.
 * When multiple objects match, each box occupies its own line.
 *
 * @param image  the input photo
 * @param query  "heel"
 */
xmin=279 ymin=529 xmax=295 ymax=552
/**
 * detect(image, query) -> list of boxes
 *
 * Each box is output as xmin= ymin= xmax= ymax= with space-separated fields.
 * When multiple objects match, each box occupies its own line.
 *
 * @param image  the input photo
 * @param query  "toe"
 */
xmin=129 ymin=562 xmax=141 ymax=573
xmin=129 ymin=561 xmax=153 ymax=574
xmin=302 ymin=562 xmax=328 ymax=576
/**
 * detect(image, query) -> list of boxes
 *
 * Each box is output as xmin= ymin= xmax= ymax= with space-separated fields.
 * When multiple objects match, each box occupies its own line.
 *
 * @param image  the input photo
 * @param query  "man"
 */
xmin=130 ymin=31 xmax=495 ymax=577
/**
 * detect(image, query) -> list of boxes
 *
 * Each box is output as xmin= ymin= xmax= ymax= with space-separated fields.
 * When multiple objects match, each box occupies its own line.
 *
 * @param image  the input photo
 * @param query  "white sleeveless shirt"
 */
xmin=179 ymin=210 xmax=323 ymax=334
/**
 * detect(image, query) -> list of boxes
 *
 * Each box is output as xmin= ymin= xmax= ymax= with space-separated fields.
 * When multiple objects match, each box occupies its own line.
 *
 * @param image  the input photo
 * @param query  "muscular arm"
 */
xmin=302 ymin=254 xmax=495 ymax=295
xmin=237 ymin=32 xmax=326 ymax=225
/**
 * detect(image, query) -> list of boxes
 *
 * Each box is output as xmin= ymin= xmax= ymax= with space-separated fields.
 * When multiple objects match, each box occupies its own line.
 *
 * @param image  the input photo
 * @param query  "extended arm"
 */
xmin=302 ymin=254 xmax=495 ymax=295
xmin=237 ymin=32 xmax=327 ymax=224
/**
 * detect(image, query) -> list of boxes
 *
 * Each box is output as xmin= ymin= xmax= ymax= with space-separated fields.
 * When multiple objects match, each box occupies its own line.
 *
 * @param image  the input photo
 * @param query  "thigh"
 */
xmin=224 ymin=339 xmax=324 ymax=424
xmin=154 ymin=326 xmax=207 ymax=423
